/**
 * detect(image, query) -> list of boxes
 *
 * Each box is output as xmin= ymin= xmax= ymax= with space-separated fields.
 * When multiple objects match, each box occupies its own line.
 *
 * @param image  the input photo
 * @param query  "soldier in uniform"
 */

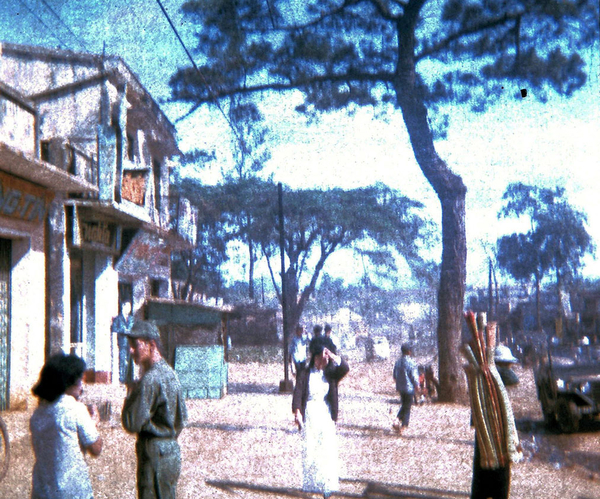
xmin=121 ymin=321 xmax=188 ymax=499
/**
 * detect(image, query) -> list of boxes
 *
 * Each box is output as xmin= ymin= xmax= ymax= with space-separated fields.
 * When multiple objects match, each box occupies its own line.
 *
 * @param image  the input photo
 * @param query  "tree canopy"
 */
xmin=170 ymin=0 xmax=599 ymax=402
xmin=177 ymin=177 xmax=431 ymax=331
xmin=497 ymin=182 xmax=594 ymax=326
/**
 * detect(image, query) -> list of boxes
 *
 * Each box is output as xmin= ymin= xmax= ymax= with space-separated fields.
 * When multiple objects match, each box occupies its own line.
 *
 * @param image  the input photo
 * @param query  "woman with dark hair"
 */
xmin=30 ymin=353 xmax=103 ymax=499
xmin=292 ymin=336 xmax=349 ymax=498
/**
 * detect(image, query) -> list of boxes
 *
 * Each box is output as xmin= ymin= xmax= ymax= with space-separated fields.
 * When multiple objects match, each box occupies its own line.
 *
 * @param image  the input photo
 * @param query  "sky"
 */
xmin=1 ymin=0 xmax=599 ymax=289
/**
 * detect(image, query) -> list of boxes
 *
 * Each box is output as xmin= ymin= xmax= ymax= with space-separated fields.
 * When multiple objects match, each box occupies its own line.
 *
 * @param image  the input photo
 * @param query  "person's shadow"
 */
xmin=206 ymin=477 xmax=470 ymax=498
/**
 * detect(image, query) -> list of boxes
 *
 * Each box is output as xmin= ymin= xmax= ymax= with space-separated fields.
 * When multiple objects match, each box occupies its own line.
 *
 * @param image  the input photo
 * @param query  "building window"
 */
xmin=122 ymin=170 xmax=147 ymax=206
xmin=151 ymin=279 xmax=162 ymax=297
xmin=127 ymin=133 xmax=135 ymax=161
xmin=153 ymin=158 xmax=161 ymax=214
xmin=40 ymin=140 xmax=50 ymax=162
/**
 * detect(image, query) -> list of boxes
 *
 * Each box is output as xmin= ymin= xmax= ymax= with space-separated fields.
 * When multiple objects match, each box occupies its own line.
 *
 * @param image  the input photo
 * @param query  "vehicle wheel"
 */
xmin=555 ymin=399 xmax=580 ymax=433
xmin=539 ymin=391 xmax=556 ymax=428
xmin=542 ymin=407 xmax=557 ymax=428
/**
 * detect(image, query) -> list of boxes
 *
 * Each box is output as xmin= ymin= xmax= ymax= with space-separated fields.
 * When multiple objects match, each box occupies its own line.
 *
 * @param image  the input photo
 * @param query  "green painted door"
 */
xmin=0 ymin=239 xmax=11 ymax=411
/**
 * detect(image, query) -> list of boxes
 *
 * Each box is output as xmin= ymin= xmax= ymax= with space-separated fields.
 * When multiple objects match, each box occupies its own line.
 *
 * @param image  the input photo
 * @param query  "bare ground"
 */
xmin=1 ymin=352 xmax=599 ymax=498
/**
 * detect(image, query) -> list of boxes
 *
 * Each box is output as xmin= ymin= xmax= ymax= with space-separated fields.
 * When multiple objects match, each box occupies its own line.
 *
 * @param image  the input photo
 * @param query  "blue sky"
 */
xmin=2 ymin=0 xmax=599 ymax=288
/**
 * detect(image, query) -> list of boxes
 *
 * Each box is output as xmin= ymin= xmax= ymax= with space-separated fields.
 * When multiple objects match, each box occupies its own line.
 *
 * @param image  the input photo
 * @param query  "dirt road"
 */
xmin=1 ymin=353 xmax=599 ymax=498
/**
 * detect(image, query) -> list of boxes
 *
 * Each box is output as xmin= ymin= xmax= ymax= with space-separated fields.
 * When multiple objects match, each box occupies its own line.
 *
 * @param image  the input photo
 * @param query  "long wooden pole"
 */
xmin=278 ymin=183 xmax=290 ymax=386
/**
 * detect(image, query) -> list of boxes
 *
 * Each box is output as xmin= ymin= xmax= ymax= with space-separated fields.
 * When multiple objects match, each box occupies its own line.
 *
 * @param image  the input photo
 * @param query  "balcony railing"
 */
xmin=41 ymin=139 xmax=99 ymax=199
xmin=65 ymin=144 xmax=98 ymax=196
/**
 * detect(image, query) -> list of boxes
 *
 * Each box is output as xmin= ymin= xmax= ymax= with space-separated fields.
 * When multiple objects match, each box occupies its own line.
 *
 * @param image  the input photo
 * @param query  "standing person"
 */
xmin=292 ymin=336 xmax=349 ymax=499
xmin=470 ymin=345 xmax=522 ymax=499
xmin=30 ymin=353 xmax=103 ymax=499
xmin=324 ymin=324 xmax=340 ymax=351
xmin=494 ymin=345 xmax=519 ymax=387
xmin=392 ymin=343 xmax=419 ymax=435
xmin=289 ymin=325 xmax=309 ymax=376
xmin=312 ymin=324 xmax=324 ymax=339
xmin=122 ymin=321 xmax=188 ymax=499
xmin=112 ymin=300 xmax=134 ymax=384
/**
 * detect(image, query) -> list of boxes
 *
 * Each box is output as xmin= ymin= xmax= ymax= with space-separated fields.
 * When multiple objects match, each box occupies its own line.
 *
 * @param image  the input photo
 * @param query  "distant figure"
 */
xmin=415 ymin=364 xmax=439 ymax=403
xmin=30 ymin=353 xmax=103 ymax=499
xmin=578 ymin=336 xmax=591 ymax=363
xmin=292 ymin=335 xmax=349 ymax=498
xmin=313 ymin=324 xmax=324 ymax=339
xmin=424 ymin=365 xmax=439 ymax=401
xmin=494 ymin=345 xmax=519 ymax=386
xmin=416 ymin=366 xmax=427 ymax=404
xmin=324 ymin=324 xmax=340 ymax=351
xmin=122 ymin=321 xmax=188 ymax=499
xmin=392 ymin=343 xmax=419 ymax=435
xmin=111 ymin=300 xmax=134 ymax=383
xmin=289 ymin=325 xmax=310 ymax=376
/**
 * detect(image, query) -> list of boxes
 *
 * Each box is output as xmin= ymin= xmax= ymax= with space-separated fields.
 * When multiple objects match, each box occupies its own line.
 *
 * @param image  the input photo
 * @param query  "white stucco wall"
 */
xmin=0 ymin=96 xmax=35 ymax=154
xmin=93 ymin=253 xmax=118 ymax=375
xmin=8 ymin=228 xmax=46 ymax=409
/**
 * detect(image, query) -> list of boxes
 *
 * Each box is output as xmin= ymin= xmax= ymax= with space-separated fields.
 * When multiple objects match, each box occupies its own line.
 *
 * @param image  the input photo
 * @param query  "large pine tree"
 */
xmin=170 ymin=0 xmax=599 ymax=402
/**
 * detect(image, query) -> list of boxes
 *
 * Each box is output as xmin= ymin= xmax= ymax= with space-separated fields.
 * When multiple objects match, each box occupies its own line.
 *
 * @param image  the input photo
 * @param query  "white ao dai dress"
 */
xmin=302 ymin=367 xmax=340 ymax=495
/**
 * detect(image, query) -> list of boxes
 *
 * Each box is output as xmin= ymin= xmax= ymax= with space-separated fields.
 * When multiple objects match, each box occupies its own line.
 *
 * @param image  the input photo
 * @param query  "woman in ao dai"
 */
xmin=292 ymin=335 xmax=349 ymax=498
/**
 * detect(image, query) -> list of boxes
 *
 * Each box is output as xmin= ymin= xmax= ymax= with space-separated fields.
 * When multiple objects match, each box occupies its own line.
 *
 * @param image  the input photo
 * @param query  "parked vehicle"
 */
xmin=534 ymin=343 xmax=600 ymax=433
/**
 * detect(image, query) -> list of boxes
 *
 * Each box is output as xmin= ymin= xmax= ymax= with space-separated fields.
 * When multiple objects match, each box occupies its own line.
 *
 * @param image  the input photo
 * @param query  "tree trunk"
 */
xmin=248 ymin=237 xmax=255 ymax=301
xmin=556 ymin=268 xmax=563 ymax=318
xmin=395 ymin=10 xmax=468 ymax=403
xmin=535 ymin=270 xmax=542 ymax=331
xmin=436 ymin=189 xmax=468 ymax=403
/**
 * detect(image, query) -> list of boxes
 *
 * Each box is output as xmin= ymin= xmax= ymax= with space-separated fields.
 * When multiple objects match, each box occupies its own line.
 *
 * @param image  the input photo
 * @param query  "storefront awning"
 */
xmin=0 ymin=142 xmax=98 ymax=193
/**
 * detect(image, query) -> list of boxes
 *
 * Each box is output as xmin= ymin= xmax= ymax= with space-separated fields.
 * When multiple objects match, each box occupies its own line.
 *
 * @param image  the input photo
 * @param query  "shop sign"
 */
xmin=73 ymin=212 xmax=121 ymax=254
xmin=0 ymin=170 xmax=53 ymax=223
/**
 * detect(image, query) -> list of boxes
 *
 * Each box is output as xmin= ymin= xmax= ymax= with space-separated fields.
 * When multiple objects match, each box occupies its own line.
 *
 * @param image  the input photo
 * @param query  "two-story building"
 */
xmin=0 ymin=42 xmax=193 ymax=407
xmin=0 ymin=80 xmax=98 ymax=409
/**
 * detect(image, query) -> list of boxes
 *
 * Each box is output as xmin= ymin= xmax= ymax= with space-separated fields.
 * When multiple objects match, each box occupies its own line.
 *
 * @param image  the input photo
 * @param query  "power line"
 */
xmin=39 ymin=0 xmax=87 ymax=50
xmin=154 ymin=0 xmax=243 ymax=145
xmin=17 ymin=0 xmax=69 ymax=48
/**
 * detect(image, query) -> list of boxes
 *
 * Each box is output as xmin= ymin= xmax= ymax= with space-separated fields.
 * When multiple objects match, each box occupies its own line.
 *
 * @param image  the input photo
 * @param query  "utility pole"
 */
xmin=278 ymin=183 xmax=293 ymax=392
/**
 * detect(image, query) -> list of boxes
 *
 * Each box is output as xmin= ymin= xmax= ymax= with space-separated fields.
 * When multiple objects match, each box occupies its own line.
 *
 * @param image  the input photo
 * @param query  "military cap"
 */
xmin=125 ymin=320 xmax=160 ymax=342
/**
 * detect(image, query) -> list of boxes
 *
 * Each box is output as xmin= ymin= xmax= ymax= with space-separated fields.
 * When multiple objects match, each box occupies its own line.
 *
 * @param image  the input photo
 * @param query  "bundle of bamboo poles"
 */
xmin=462 ymin=311 xmax=521 ymax=469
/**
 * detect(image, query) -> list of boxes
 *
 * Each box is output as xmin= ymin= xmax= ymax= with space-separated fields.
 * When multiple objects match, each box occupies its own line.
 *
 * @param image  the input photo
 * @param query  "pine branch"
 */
xmin=416 ymin=10 xmax=524 ymax=62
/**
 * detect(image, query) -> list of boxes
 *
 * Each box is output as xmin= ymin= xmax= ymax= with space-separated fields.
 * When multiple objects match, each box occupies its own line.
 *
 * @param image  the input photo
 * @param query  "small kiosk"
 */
xmin=144 ymin=298 xmax=231 ymax=399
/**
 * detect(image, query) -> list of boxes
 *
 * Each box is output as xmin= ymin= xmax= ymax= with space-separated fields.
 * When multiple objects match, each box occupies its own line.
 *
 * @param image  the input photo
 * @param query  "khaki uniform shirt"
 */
xmin=122 ymin=359 xmax=187 ymax=439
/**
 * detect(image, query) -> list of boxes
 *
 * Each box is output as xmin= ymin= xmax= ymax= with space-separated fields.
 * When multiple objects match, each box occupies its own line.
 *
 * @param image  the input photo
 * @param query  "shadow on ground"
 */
xmin=516 ymin=416 xmax=600 ymax=478
xmin=206 ymin=477 xmax=470 ymax=498
xmin=228 ymin=382 xmax=281 ymax=394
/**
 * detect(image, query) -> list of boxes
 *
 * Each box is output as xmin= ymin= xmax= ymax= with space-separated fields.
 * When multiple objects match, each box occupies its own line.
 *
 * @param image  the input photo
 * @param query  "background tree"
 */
xmin=173 ymin=175 xmax=273 ymax=302
xmin=184 ymin=178 xmax=431 ymax=333
xmin=225 ymin=99 xmax=272 ymax=301
xmin=170 ymin=149 xmax=228 ymax=301
xmin=170 ymin=0 xmax=599 ymax=402
xmin=170 ymin=228 xmax=227 ymax=301
xmin=497 ymin=182 xmax=594 ymax=328
xmin=257 ymin=183 xmax=430 ymax=337
xmin=496 ymin=232 xmax=543 ymax=329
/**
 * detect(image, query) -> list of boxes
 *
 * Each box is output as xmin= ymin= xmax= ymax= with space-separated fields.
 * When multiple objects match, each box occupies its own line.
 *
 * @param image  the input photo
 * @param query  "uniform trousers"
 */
xmin=136 ymin=436 xmax=181 ymax=499
xmin=397 ymin=391 xmax=414 ymax=427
